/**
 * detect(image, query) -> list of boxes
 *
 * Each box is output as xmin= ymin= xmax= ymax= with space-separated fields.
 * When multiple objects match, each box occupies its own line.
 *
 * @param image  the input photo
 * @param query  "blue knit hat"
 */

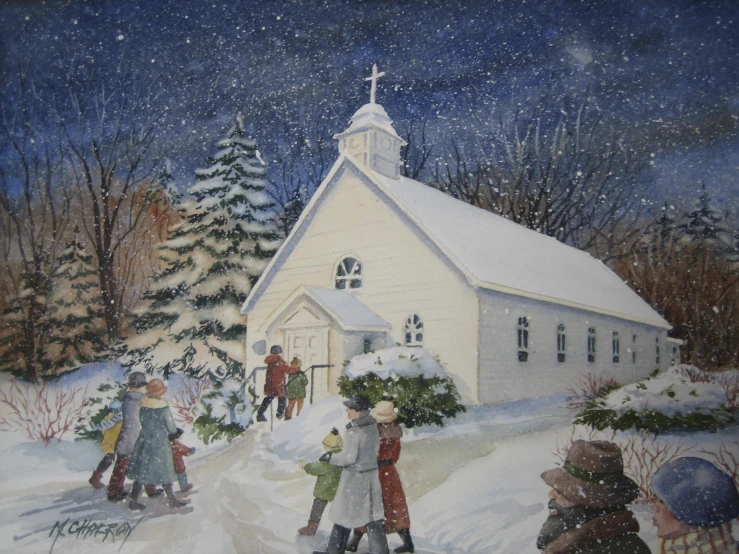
xmin=108 ymin=399 xmax=123 ymax=413
xmin=651 ymin=457 xmax=739 ymax=528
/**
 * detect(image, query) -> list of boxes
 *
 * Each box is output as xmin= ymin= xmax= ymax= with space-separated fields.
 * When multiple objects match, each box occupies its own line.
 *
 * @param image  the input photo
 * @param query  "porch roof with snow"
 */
xmin=243 ymin=154 xmax=670 ymax=330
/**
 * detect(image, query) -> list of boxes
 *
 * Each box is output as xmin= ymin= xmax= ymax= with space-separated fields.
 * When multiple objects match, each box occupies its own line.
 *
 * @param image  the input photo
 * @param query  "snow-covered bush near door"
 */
xmin=192 ymin=378 xmax=253 ymax=444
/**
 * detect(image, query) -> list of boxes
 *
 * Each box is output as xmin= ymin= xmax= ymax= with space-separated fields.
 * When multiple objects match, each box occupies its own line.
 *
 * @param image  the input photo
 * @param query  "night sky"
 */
xmin=1 ymin=0 xmax=738 ymax=210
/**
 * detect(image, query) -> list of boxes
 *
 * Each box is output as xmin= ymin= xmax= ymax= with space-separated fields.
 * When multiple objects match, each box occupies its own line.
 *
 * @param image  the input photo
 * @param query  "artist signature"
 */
xmin=48 ymin=515 xmax=145 ymax=553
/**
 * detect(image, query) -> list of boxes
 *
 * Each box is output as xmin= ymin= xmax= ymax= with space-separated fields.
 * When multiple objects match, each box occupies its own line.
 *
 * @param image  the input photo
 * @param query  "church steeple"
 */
xmin=334 ymin=64 xmax=407 ymax=180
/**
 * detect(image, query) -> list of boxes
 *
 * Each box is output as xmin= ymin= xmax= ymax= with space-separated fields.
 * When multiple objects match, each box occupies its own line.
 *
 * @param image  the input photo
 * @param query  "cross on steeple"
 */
xmin=364 ymin=64 xmax=385 ymax=104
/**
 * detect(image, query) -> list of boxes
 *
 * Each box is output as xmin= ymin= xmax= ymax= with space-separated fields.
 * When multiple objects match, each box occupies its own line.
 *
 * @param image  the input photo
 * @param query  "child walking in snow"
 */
xmin=285 ymin=357 xmax=309 ymax=420
xmin=297 ymin=428 xmax=344 ymax=536
xmin=169 ymin=428 xmax=196 ymax=492
xmin=89 ymin=399 xmax=124 ymax=489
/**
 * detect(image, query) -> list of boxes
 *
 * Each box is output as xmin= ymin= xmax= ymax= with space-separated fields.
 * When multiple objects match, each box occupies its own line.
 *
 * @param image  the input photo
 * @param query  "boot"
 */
xmin=129 ymin=482 xmax=146 ymax=511
xmin=145 ymin=485 xmax=164 ymax=497
xmin=345 ymin=530 xmax=364 ymax=552
xmin=164 ymin=483 xmax=189 ymax=508
xmin=88 ymin=471 xmax=105 ymax=489
xmin=394 ymin=529 xmax=414 ymax=553
xmin=298 ymin=520 xmax=319 ymax=536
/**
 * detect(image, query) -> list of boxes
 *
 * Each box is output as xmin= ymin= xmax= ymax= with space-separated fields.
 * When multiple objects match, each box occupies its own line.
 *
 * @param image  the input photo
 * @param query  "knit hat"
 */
xmin=541 ymin=440 xmax=639 ymax=509
xmin=343 ymin=394 xmax=371 ymax=412
xmin=145 ymin=379 xmax=167 ymax=398
xmin=128 ymin=371 xmax=147 ymax=389
xmin=108 ymin=399 xmax=123 ymax=413
xmin=371 ymin=400 xmax=398 ymax=423
xmin=290 ymin=356 xmax=302 ymax=367
xmin=270 ymin=345 xmax=283 ymax=355
xmin=651 ymin=457 xmax=739 ymax=528
xmin=322 ymin=428 xmax=343 ymax=452
xmin=168 ymin=428 xmax=185 ymax=442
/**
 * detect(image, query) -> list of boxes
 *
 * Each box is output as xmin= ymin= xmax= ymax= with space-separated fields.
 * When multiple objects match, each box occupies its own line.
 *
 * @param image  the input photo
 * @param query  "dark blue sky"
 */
xmin=1 ymin=0 xmax=738 ymax=210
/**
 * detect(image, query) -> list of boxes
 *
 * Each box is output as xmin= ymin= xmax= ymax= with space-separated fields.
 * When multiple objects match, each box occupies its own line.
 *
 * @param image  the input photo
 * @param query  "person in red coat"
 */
xmin=256 ymin=345 xmax=299 ymax=422
xmin=346 ymin=400 xmax=414 ymax=554
xmin=169 ymin=428 xmax=195 ymax=492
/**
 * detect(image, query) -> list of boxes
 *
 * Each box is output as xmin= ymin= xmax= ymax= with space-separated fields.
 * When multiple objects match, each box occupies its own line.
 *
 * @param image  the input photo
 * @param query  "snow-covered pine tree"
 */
xmin=47 ymin=229 xmax=106 ymax=371
xmin=649 ymin=202 xmax=677 ymax=267
xmin=157 ymin=159 xmax=182 ymax=206
xmin=121 ymin=114 xmax=282 ymax=382
xmin=681 ymin=185 xmax=729 ymax=246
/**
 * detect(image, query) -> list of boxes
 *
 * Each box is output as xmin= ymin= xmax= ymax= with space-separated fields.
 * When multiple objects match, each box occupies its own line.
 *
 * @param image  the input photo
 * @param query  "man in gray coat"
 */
xmin=313 ymin=394 xmax=389 ymax=554
xmin=107 ymin=372 xmax=147 ymax=501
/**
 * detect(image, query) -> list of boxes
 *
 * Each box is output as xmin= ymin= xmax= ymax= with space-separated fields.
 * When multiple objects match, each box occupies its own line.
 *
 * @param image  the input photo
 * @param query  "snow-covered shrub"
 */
xmin=574 ymin=365 xmax=736 ymax=434
xmin=0 ymin=377 xmax=90 ymax=445
xmin=565 ymin=373 xmax=620 ymax=411
xmin=192 ymin=378 xmax=253 ymax=444
xmin=170 ymin=375 xmax=211 ymax=424
xmin=74 ymin=378 xmax=127 ymax=442
xmin=338 ymin=347 xmax=465 ymax=428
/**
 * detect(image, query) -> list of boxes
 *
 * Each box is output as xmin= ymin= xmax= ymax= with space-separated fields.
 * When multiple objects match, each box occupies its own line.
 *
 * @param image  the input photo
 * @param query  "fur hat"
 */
xmin=128 ymin=371 xmax=147 ymax=389
xmin=168 ymin=428 xmax=185 ymax=442
xmin=322 ymin=428 xmax=343 ymax=452
xmin=652 ymin=457 xmax=739 ymax=527
xmin=269 ymin=344 xmax=283 ymax=355
xmin=541 ymin=440 xmax=639 ymax=509
xmin=290 ymin=356 xmax=302 ymax=367
xmin=343 ymin=394 xmax=371 ymax=412
xmin=145 ymin=379 xmax=167 ymax=398
xmin=108 ymin=399 xmax=123 ymax=413
xmin=371 ymin=400 xmax=397 ymax=423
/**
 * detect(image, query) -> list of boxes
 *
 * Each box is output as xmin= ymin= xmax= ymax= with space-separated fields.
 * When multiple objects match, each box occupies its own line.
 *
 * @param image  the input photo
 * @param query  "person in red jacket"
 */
xmin=169 ymin=428 xmax=195 ymax=492
xmin=256 ymin=345 xmax=299 ymax=422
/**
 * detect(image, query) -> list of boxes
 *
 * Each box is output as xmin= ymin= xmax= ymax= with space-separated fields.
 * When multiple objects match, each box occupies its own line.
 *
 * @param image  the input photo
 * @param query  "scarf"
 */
xmin=659 ymin=523 xmax=738 ymax=554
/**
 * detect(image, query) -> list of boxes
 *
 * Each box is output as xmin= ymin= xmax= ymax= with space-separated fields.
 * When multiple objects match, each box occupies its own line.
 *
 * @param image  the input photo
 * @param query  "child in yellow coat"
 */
xmin=88 ymin=399 xmax=124 ymax=489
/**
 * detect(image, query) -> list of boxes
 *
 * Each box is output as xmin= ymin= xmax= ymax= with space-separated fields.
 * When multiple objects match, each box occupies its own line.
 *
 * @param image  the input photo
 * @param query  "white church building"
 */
xmin=241 ymin=69 xmax=671 ymax=405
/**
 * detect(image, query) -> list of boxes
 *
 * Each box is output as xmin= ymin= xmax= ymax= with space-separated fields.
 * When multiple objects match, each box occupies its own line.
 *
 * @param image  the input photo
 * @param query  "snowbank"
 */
xmin=604 ymin=365 xmax=731 ymax=416
xmin=343 ymin=346 xmax=447 ymax=380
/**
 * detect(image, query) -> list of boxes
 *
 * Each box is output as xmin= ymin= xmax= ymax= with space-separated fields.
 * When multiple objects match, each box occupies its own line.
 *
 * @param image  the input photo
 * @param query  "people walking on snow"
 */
xmin=650 ymin=457 xmax=739 ymax=554
xmin=536 ymin=440 xmax=650 ymax=554
xmin=169 ymin=427 xmax=196 ymax=492
xmin=256 ymin=345 xmax=299 ymax=422
xmin=346 ymin=401 xmax=413 ymax=553
xmin=126 ymin=379 xmax=189 ymax=511
xmin=107 ymin=371 xmax=147 ymax=501
xmin=297 ymin=428 xmax=344 ymax=536
xmin=285 ymin=357 xmax=309 ymax=420
xmin=88 ymin=398 xmax=123 ymax=489
xmin=312 ymin=394 xmax=389 ymax=554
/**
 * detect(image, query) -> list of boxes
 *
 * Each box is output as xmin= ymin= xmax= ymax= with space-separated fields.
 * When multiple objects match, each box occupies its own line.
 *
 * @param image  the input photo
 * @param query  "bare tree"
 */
xmin=399 ymin=112 xmax=434 ymax=180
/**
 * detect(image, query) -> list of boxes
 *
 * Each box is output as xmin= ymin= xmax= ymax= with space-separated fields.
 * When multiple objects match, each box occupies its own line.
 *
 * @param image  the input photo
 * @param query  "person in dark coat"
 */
xmin=346 ymin=401 xmax=414 ymax=553
xmin=126 ymin=379 xmax=189 ymax=511
xmin=651 ymin=457 xmax=739 ymax=554
xmin=312 ymin=394 xmax=389 ymax=554
xmin=256 ymin=345 xmax=299 ymax=422
xmin=169 ymin=428 xmax=196 ymax=492
xmin=107 ymin=372 xmax=147 ymax=501
xmin=536 ymin=440 xmax=651 ymax=554
xmin=285 ymin=357 xmax=309 ymax=420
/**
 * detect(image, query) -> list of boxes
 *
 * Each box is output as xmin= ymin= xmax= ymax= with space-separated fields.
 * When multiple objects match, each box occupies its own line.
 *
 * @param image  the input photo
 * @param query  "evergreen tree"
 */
xmin=121 ymin=114 xmax=282 ymax=382
xmin=649 ymin=202 xmax=677 ymax=267
xmin=681 ymin=185 xmax=729 ymax=245
xmin=47 ymin=230 xmax=106 ymax=371
xmin=157 ymin=158 xmax=181 ymax=206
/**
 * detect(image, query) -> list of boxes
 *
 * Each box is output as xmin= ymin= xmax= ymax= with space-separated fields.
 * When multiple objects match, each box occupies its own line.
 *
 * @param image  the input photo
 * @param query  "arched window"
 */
xmin=655 ymin=336 xmax=661 ymax=365
xmin=557 ymin=324 xmax=566 ymax=363
xmin=517 ymin=316 xmax=529 ymax=362
xmin=587 ymin=327 xmax=596 ymax=363
xmin=612 ymin=331 xmax=620 ymax=363
xmin=404 ymin=314 xmax=424 ymax=346
xmin=334 ymin=257 xmax=362 ymax=290
xmin=632 ymin=334 xmax=637 ymax=364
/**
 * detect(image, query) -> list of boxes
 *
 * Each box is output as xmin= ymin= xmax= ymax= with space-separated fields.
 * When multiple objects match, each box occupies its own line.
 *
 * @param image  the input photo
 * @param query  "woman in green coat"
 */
xmin=126 ymin=380 xmax=189 ymax=511
xmin=285 ymin=357 xmax=309 ymax=420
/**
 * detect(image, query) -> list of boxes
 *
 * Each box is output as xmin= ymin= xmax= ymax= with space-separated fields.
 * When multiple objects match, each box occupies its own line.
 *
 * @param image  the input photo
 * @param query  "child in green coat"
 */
xmin=297 ymin=428 xmax=344 ymax=536
xmin=285 ymin=357 xmax=309 ymax=420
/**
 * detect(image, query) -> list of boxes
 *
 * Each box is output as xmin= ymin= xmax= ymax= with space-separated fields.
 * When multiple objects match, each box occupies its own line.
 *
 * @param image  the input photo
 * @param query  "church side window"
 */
xmin=517 ymin=316 xmax=529 ymax=362
xmin=612 ymin=331 xmax=620 ymax=363
xmin=557 ymin=324 xmax=566 ymax=363
xmin=404 ymin=314 xmax=423 ymax=347
xmin=632 ymin=334 xmax=637 ymax=364
xmin=587 ymin=327 xmax=596 ymax=363
xmin=334 ymin=257 xmax=362 ymax=290
xmin=656 ymin=336 xmax=661 ymax=365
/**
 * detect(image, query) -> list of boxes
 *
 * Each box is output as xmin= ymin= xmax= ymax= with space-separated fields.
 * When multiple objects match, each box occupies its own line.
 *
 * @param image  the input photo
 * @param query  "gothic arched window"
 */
xmin=334 ymin=257 xmax=362 ymax=290
xmin=404 ymin=314 xmax=424 ymax=346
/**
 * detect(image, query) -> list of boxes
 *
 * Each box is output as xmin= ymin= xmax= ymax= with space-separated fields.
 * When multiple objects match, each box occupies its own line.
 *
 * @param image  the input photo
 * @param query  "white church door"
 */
xmin=286 ymin=329 xmax=329 ymax=402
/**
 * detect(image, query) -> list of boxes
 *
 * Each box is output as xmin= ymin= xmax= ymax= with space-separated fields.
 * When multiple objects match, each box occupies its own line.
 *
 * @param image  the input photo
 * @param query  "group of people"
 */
xmin=256 ymin=345 xmax=309 ymax=422
xmin=88 ymin=371 xmax=195 ymax=512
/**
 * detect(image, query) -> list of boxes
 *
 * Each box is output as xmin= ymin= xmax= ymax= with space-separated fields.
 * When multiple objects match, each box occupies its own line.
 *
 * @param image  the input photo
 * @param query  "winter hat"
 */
xmin=290 ymin=356 xmax=302 ymax=367
xmin=651 ymin=457 xmax=739 ymax=528
xmin=270 ymin=345 xmax=283 ymax=355
xmin=128 ymin=371 xmax=147 ymax=389
xmin=541 ymin=440 xmax=639 ymax=509
xmin=322 ymin=428 xmax=343 ymax=452
xmin=145 ymin=379 xmax=167 ymax=398
xmin=108 ymin=399 xmax=123 ymax=413
xmin=169 ymin=428 xmax=185 ymax=442
xmin=371 ymin=400 xmax=397 ymax=423
xmin=344 ymin=394 xmax=371 ymax=412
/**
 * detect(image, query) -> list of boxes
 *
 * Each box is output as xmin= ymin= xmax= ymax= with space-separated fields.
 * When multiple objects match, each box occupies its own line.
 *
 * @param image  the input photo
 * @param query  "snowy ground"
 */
xmin=0 ymin=385 xmax=737 ymax=554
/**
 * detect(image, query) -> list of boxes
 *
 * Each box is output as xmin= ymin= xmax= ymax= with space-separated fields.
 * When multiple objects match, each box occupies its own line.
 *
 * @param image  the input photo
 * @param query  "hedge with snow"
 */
xmin=338 ymin=347 xmax=465 ymax=428
xmin=575 ymin=365 xmax=737 ymax=434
